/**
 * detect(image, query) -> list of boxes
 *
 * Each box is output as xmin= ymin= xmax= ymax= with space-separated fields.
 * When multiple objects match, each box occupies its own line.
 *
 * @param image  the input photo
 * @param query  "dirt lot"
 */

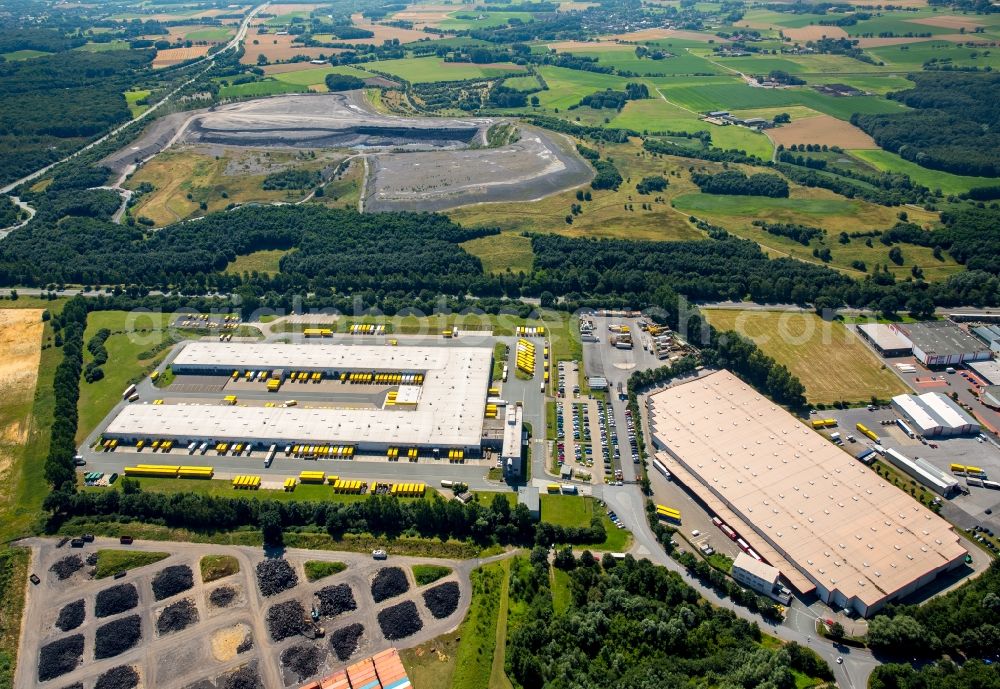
xmin=766 ymin=113 xmax=877 ymax=149
xmin=0 ymin=309 xmax=43 ymax=494
xmin=782 ymin=25 xmax=848 ymax=41
xmin=241 ymin=28 xmax=330 ymax=64
xmin=153 ymin=45 xmax=210 ymax=68
xmin=15 ymin=539 xmax=473 ymax=689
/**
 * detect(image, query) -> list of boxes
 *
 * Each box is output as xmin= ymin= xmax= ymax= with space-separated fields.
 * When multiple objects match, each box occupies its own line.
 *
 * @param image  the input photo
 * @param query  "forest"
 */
xmin=0 ymin=49 xmax=153 ymax=184
xmin=853 ymin=73 xmax=1000 ymax=178
xmin=691 ymin=170 xmax=790 ymax=198
xmin=505 ymin=548 xmax=831 ymax=689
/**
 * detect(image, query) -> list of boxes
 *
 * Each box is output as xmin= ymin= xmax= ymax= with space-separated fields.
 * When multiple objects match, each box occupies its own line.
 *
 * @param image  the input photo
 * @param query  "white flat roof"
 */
xmin=892 ymin=394 xmax=939 ymax=433
xmin=733 ymin=552 xmax=780 ymax=585
xmin=502 ymin=404 xmax=523 ymax=459
xmin=109 ymin=342 xmax=493 ymax=447
xmin=893 ymin=392 xmax=979 ymax=433
xmin=969 ymin=360 xmax=1000 ymax=386
xmin=858 ymin=323 xmax=911 ymax=350
xmin=649 ymin=370 xmax=965 ymax=609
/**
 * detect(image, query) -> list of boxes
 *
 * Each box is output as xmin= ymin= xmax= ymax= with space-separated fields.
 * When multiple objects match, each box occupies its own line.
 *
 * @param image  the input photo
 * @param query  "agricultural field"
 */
xmin=0 ymin=49 xmax=51 ymax=60
xmin=240 ymin=27 xmax=331 ymax=64
xmin=701 ymin=309 xmax=909 ymax=404
xmin=0 ymin=310 xmax=45 ymax=541
xmin=271 ymin=64 xmax=374 ymax=89
xmin=152 ymin=45 xmax=210 ymax=68
xmin=532 ymin=66 xmax=629 ymax=110
xmin=851 ymin=149 xmax=1000 ymax=196
xmin=437 ymin=11 xmax=536 ymax=30
xmin=225 ymin=249 xmax=290 ymax=276
xmin=371 ymin=56 xmax=526 ymax=84
xmin=867 ymin=41 xmax=1000 ymax=72
xmin=74 ymin=40 xmax=131 ymax=52
xmin=218 ymin=79 xmax=307 ymax=99
xmin=766 ymin=114 xmax=877 ymax=150
xmin=558 ymin=44 xmax=725 ymax=76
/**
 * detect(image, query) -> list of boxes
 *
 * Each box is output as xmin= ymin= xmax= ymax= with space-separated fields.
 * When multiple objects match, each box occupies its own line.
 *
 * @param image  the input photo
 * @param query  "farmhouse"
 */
xmin=647 ymin=370 xmax=967 ymax=618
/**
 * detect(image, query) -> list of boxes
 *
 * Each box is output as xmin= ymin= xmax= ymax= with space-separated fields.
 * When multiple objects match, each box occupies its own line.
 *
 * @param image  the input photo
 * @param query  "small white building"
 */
xmin=501 ymin=403 xmax=524 ymax=479
xmin=732 ymin=553 xmax=791 ymax=605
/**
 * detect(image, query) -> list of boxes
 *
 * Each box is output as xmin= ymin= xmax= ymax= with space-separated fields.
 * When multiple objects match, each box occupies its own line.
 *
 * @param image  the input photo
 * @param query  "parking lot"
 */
xmin=821 ymin=405 xmax=1000 ymax=533
xmin=553 ymin=364 xmax=609 ymax=485
xmin=17 ymin=538 xmax=474 ymax=689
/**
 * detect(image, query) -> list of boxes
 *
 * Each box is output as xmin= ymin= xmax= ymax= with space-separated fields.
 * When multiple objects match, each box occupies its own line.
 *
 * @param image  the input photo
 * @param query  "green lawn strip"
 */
xmin=540 ymin=495 xmax=633 ymax=551
xmin=94 ymin=549 xmax=170 ymax=578
xmin=550 ymin=566 xmax=572 ymax=615
xmin=492 ymin=342 xmax=509 ymax=381
xmin=90 ymin=477 xmax=376 ymax=503
xmin=304 ymin=560 xmax=347 ymax=582
xmin=0 ymin=548 xmax=29 ymax=689
xmin=57 ymin=518 xmax=498 ymax=559
xmin=413 ymin=564 xmax=452 ymax=586
xmin=200 ymin=554 xmax=240 ymax=582
xmin=488 ymin=558 xmax=514 ymax=689
xmin=450 ymin=560 xmax=508 ymax=689
xmin=850 ymin=148 xmax=1000 ymax=196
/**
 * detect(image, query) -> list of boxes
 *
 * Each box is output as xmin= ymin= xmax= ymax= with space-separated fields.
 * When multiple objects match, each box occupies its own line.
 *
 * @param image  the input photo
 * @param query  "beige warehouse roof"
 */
xmin=648 ymin=370 xmax=965 ymax=609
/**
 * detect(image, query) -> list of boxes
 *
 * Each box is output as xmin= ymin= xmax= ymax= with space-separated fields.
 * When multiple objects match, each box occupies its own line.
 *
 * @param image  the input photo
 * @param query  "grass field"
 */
xmin=657 ymin=80 xmax=906 ymax=121
xmin=304 ymin=560 xmax=347 ymax=582
xmin=184 ymin=27 xmax=233 ymax=42
xmin=1 ymin=49 xmax=51 ymax=60
xmin=77 ymin=310 xmax=176 ymax=442
xmin=372 ymin=56 xmax=525 ymax=83
xmin=271 ymin=64 xmax=373 ymax=89
xmin=562 ymin=45 xmax=724 ymax=76
xmin=502 ymin=74 xmax=542 ymax=91
xmin=413 ymin=564 xmax=452 ymax=585
xmin=540 ymin=495 xmax=632 ymax=551
xmin=93 ymin=549 xmax=169 ymax=578
xmin=225 ymin=249 xmax=289 ymax=276
xmin=459 ymin=233 xmax=534 ymax=274
xmin=533 ymin=66 xmax=628 ymax=110
xmin=867 ymin=41 xmax=1000 ymax=71
xmin=124 ymin=89 xmax=151 ymax=118
xmin=438 ymin=11 xmax=535 ymax=29
xmin=218 ymin=79 xmax=308 ymax=99
xmin=0 ymin=547 xmax=30 ymax=689
xmin=701 ymin=309 xmax=909 ymax=404
xmin=75 ymin=40 xmax=131 ymax=52
xmin=851 ymin=149 xmax=1000 ymax=196
xmin=551 ymin=567 xmax=572 ymax=614
xmin=448 ymin=560 xmax=511 ymax=689
xmin=201 ymin=554 xmax=240 ymax=582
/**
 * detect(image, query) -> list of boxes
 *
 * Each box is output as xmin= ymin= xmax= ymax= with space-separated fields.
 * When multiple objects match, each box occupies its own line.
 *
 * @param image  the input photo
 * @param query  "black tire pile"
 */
xmin=209 ymin=585 xmax=237 ymax=608
xmin=156 ymin=598 xmax=199 ymax=635
xmin=37 ymin=634 xmax=84 ymax=682
xmin=152 ymin=564 xmax=194 ymax=601
xmin=219 ymin=662 xmax=263 ymax=689
xmin=329 ymin=623 xmax=364 ymax=662
xmin=55 ymin=600 xmax=85 ymax=632
xmin=371 ymin=567 xmax=409 ymax=603
xmin=422 ymin=581 xmax=460 ymax=619
xmin=377 ymin=601 xmax=422 ymax=641
xmin=94 ymin=665 xmax=139 ymax=689
xmin=94 ymin=615 xmax=142 ymax=659
xmin=49 ymin=555 xmax=84 ymax=581
xmin=280 ymin=644 xmax=323 ymax=683
xmin=256 ymin=558 xmax=298 ymax=597
xmin=95 ymin=583 xmax=138 ymax=618
xmin=266 ymin=600 xmax=306 ymax=642
xmin=315 ymin=584 xmax=356 ymax=618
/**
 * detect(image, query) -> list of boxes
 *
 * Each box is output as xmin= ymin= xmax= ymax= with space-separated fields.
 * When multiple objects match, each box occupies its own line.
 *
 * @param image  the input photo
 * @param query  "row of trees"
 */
xmin=44 ymin=297 xmax=88 ymax=491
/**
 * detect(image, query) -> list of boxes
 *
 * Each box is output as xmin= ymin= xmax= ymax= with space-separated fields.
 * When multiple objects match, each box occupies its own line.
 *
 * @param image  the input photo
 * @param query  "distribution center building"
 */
xmin=891 ymin=392 xmax=980 ymax=437
xmin=104 ymin=341 xmax=494 ymax=453
xmin=647 ymin=370 xmax=967 ymax=618
xmin=895 ymin=321 xmax=991 ymax=366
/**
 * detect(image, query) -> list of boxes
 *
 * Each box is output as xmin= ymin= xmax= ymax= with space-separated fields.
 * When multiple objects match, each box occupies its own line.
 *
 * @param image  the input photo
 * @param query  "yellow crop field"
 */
xmin=702 ymin=309 xmax=908 ymax=404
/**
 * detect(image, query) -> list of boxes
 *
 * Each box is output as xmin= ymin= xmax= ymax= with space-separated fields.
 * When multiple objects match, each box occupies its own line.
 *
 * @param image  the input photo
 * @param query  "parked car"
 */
xmin=372 ymin=549 xmax=388 ymax=560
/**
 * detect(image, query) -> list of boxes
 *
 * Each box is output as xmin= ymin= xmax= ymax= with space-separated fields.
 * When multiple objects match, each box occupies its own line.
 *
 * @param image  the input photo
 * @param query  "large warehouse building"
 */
xmin=104 ymin=342 xmax=494 ymax=454
xmin=891 ymin=392 xmax=980 ymax=438
xmin=856 ymin=323 xmax=913 ymax=358
xmin=896 ymin=321 xmax=991 ymax=366
xmin=648 ymin=370 xmax=967 ymax=617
